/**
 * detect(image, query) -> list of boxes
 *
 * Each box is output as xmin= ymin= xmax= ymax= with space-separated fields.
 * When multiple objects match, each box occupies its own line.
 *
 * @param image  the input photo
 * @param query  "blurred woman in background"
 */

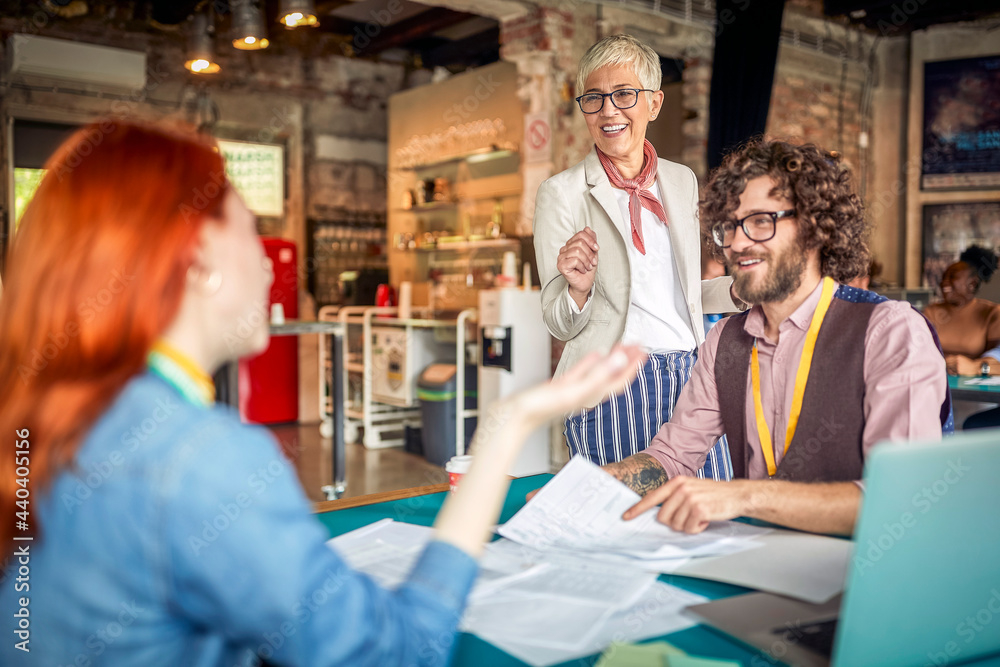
xmin=924 ymin=246 xmax=1000 ymax=376
xmin=0 ymin=120 xmax=644 ymax=666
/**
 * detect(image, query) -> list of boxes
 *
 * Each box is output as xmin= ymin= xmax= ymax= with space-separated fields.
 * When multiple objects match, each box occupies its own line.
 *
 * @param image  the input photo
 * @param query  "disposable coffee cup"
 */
xmin=445 ymin=455 xmax=473 ymax=493
xmin=501 ymin=251 xmax=517 ymax=279
xmin=270 ymin=302 xmax=285 ymax=325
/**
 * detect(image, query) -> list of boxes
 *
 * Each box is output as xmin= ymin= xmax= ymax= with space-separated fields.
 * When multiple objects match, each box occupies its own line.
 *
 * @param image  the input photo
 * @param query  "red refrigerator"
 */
xmin=239 ymin=237 xmax=298 ymax=424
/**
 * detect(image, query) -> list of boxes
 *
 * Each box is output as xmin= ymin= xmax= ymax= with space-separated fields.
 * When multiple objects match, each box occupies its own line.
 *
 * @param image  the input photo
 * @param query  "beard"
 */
xmin=727 ymin=241 xmax=808 ymax=305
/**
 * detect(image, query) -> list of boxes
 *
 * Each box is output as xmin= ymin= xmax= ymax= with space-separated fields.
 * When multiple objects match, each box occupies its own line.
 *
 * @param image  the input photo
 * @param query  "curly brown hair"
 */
xmin=701 ymin=139 xmax=869 ymax=284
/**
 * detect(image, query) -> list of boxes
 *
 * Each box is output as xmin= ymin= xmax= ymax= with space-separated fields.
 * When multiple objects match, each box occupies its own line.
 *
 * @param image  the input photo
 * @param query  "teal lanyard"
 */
xmin=147 ymin=348 xmax=214 ymax=408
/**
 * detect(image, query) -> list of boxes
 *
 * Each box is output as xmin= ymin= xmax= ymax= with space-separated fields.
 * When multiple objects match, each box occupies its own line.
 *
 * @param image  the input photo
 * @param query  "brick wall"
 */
xmin=0 ymin=11 xmax=406 ymax=277
xmin=767 ymin=52 xmax=867 ymax=174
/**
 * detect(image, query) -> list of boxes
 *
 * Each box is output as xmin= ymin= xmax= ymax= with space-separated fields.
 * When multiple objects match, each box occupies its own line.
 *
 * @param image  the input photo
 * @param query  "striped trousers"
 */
xmin=564 ymin=350 xmax=733 ymax=481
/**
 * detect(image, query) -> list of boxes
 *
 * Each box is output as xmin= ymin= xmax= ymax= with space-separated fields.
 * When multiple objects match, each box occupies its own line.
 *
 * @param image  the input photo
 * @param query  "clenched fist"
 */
xmin=558 ymin=226 xmax=600 ymax=309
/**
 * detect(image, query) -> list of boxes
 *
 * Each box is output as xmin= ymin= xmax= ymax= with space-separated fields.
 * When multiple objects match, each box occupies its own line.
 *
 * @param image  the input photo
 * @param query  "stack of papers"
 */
xmin=498 ymin=456 xmax=851 ymax=604
xmin=327 ymin=456 xmax=853 ymax=664
xmin=498 ymin=457 xmax=770 ymax=564
xmin=327 ymin=520 xmax=708 ymax=666
xmin=466 ymin=539 xmax=707 ymax=666
xmin=327 ymin=518 xmax=432 ymax=589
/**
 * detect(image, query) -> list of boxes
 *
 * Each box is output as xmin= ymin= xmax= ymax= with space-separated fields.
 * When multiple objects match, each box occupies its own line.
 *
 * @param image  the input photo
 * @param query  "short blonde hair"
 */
xmin=576 ymin=34 xmax=662 ymax=97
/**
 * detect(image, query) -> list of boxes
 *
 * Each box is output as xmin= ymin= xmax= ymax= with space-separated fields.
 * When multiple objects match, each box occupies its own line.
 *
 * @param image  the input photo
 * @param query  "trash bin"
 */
xmin=417 ymin=363 xmax=477 ymax=467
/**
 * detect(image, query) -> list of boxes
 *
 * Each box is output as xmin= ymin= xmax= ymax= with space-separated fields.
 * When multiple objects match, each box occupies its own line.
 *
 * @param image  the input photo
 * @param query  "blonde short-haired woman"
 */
xmin=533 ymin=34 xmax=740 ymax=477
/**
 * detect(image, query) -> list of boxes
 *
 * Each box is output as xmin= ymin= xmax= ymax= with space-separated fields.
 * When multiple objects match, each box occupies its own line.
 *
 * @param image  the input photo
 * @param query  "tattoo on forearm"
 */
xmin=604 ymin=453 xmax=667 ymax=496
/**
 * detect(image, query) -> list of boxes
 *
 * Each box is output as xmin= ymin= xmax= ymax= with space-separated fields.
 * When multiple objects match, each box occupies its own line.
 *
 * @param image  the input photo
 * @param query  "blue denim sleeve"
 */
xmin=156 ymin=413 xmax=478 ymax=666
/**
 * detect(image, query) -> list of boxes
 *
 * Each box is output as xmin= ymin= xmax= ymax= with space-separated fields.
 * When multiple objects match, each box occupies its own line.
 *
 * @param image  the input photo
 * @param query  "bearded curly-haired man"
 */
xmin=606 ymin=139 xmax=952 ymax=536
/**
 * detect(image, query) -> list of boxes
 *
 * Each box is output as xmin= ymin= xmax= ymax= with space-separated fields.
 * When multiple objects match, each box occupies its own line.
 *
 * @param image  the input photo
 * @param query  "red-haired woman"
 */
xmin=0 ymin=120 xmax=644 ymax=666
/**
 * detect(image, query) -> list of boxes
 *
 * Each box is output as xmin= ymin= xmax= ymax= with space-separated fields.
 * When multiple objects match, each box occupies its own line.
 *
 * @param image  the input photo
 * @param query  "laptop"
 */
xmin=687 ymin=430 xmax=1000 ymax=667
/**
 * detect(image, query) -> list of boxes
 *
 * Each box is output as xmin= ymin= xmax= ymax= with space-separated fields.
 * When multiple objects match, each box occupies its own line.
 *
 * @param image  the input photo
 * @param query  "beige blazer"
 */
xmin=533 ymin=147 xmax=737 ymax=382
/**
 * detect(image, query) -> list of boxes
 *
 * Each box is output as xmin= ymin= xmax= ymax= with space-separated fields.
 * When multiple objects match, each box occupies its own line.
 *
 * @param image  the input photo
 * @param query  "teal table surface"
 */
xmin=315 ymin=475 xmax=761 ymax=666
xmin=949 ymin=375 xmax=1000 ymax=402
xmin=314 ymin=475 xmax=1000 ymax=667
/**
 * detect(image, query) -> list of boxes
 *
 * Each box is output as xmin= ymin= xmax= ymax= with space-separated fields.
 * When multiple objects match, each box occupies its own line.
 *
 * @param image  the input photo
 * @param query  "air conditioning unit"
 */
xmin=7 ymin=34 xmax=146 ymax=92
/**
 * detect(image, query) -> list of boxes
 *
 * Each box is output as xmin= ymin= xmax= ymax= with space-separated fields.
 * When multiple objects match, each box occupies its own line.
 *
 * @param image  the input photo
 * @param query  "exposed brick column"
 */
xmin=682 ymin=57 xmax=712 ymax=181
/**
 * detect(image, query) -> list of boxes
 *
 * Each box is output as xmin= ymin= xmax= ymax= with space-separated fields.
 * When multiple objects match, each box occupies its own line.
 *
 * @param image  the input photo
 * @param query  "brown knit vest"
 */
xmin=714 ymin=298 xmax=878 ymax=482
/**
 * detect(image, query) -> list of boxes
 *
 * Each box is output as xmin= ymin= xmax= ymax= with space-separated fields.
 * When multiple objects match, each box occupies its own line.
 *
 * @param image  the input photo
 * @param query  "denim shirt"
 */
xmin=1 ymin=373 xmax=477 ymax=666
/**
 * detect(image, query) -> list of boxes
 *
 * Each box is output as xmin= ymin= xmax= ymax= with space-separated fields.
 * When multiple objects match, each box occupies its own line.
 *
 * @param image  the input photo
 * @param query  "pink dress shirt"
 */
xmin=643 ymin=280 xmax=947 ymax=480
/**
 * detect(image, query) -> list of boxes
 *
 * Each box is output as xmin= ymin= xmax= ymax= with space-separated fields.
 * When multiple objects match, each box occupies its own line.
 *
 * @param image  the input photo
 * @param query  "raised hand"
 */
xmin=521 ymin=346 xmax=646 ymax=503
xmin=557 ymin=227 xmax=600 ymax=308
xmin=513 ymin=345 xmax=645 ymax=429
xmin=436 ymin=345 xmax=646 ymax=556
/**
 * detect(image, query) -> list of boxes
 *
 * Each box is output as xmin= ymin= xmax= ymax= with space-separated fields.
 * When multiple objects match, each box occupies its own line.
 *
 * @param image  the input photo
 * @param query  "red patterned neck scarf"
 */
xmin=596 ymin=139 xmax=667 ymax=255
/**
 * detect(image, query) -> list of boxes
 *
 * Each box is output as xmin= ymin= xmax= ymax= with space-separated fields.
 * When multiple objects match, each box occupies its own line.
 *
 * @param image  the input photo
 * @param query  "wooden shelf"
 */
xmin=407 ymin=238 xmax=520 ymax=252
xmin=395 ymin=201 xmax=458 ymax=212
xmin=396 ymin=148 xmax=517 ymax=172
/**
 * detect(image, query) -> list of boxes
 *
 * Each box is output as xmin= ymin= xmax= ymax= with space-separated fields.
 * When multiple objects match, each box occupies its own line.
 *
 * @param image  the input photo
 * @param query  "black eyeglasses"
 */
xmin=711 ymin=210 xmax=795 ymax=248
xmin=575 ymin=88 xmax=656 ymax=114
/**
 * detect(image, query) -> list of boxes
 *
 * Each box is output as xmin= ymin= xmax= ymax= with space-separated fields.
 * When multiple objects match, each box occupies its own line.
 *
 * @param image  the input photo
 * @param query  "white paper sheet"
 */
xmin=326 ymin=519 xmax=433 ymax=588
xmin=462 ymin=539 xmax=660 ymax=650
xmin=462 ymin=594 xmax=616 ymax=650
xmin=475 ymin=581 xmax=708 ymax=667
xmin=670 ymin=527 xmax=852 ymax=603
xmin=498 ymin=457 xmax=769 ymax=560
xmin=475 ymin=539 xmax=659 ymax=608
xmin=964 ymin=377 xmax=1000 ymax=386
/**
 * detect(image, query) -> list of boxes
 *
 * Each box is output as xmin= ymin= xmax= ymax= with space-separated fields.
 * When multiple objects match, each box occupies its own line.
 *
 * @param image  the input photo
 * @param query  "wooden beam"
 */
xmin=421 ymin=25 xmax=499 ymax=69
xmin=315 ymin=0 xmax=356 ymax=14
xmin=355 ymin=7 xmax=474 ymax=56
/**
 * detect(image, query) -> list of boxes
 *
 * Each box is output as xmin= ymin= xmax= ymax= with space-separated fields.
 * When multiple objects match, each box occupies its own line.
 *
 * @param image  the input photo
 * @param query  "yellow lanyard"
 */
xmin=147 ymin=340 xmax=216 ymax=407
xmin=750 ymin=276 xmax=835 ymax=477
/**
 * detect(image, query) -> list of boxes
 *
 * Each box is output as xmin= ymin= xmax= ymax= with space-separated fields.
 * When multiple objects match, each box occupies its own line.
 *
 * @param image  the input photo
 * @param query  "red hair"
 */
xmin=0 ymin=120 xmax=227 ymax=552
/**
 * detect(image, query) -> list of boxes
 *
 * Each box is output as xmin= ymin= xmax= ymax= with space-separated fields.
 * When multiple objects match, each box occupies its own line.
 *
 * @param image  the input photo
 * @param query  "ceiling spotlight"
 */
xmin=184 ymin=12 xmax=221 ymax=74
xmin=278 ymin=0 xmax=319 ymax=28
xmin=232 ymin=0 xmax=269 ymax=50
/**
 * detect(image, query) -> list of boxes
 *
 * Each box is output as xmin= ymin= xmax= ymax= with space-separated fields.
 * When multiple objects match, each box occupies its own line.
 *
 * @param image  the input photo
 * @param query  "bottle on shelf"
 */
xmin=488 ymin=199 xmax=503 ymax=239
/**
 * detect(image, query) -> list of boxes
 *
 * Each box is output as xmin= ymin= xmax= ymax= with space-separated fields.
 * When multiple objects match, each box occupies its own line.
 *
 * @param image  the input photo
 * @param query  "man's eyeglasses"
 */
xmin=575 ymin=88 xmax=656 ymax=114
xmin=711 ymin=210 xmax=795 ymax=248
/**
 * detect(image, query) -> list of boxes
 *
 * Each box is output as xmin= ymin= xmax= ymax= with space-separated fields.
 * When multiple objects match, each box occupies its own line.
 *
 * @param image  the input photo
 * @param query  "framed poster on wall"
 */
xmin=217 ymin=139 xmax=284 ymax=217
xmin=922 ymin=201 xmax=1000 ymax=289
xmin=921 ymin=55 xmax=1000 ymax=190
